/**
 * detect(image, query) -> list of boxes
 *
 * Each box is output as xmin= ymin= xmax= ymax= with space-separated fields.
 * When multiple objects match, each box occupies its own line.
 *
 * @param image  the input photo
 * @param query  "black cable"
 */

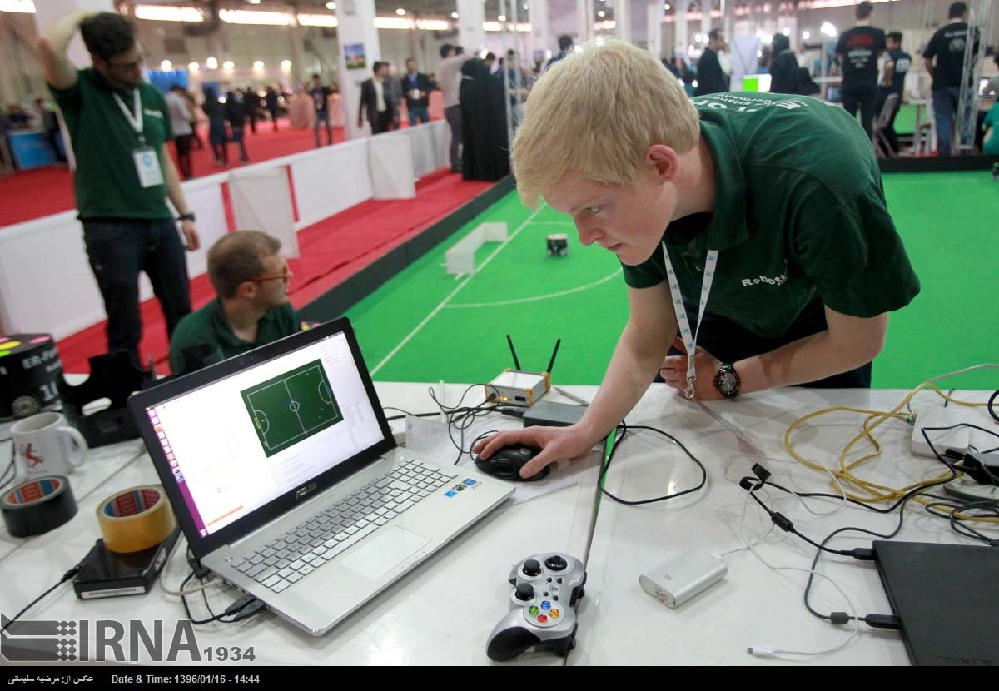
xmin=598 ymin=423 xmax=707 ymax=506
xmin=178 ymin=549 xmax=264 ymax=625
xmin=987 ymin=389 xmax=998 ymax=423
xmin=1 ymin=566 xmax=80 ymax=633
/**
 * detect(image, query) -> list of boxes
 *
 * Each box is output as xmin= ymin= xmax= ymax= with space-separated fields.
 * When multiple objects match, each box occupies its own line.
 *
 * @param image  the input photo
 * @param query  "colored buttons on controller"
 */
xmin=529 ymin=605 xmax=539 ymax=615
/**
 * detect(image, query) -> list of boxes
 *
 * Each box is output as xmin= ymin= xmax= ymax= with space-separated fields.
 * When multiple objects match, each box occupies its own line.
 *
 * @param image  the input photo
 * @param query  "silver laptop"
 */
xmin=128 ymin=316 xmax=514 ymax=636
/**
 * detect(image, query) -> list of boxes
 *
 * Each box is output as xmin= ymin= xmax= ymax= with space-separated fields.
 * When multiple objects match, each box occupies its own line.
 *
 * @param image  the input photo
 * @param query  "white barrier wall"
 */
xmin=0 ymin=129 xmax=447 ymax=340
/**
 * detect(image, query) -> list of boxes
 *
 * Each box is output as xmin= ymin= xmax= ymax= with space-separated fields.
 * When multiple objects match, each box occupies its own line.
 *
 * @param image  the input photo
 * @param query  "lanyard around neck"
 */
xmin=112 ymin=89 xmax=145 ymax=143
xmin=661 ymin=241 xmax=718 ymax=400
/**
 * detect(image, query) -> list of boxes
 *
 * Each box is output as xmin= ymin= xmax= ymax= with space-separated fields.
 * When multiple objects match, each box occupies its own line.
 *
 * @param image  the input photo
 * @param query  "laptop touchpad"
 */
xmin=341 ymin=526 xmax=430 ymax=581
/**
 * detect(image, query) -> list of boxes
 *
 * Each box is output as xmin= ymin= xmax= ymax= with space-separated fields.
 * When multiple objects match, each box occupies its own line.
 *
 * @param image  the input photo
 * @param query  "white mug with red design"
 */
xmin=11 ymin=411 xmax=88 ymax=480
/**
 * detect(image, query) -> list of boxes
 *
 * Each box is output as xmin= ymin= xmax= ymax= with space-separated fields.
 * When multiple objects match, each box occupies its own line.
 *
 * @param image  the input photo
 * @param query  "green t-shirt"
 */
xmin=49 ymin=68 xmax=173 ymax=220
xmin=623 ymin=92 xmax=920 ymax=338
xmin=169 ymin=299 xmax=301 ymax=375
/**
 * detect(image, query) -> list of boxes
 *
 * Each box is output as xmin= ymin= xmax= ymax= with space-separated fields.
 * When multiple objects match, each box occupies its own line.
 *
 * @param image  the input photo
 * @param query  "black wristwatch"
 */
xmin=713 ymin=363 xmax=740 ymax=399
xmin=177 ymin=212 xmax=196 ymax=222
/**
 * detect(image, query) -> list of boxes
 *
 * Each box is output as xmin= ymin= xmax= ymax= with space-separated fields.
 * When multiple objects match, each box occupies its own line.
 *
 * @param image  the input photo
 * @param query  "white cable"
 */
xmin=734 ymin=487 xmax=863 ymax=659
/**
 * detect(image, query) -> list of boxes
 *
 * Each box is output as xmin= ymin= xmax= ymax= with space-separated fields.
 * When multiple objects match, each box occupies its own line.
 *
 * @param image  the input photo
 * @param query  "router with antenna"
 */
xmin=483 ymin=336 xmax=559 ymax=406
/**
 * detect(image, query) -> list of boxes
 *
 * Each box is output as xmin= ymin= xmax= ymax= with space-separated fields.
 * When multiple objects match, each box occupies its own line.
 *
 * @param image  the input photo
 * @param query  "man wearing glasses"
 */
xmin=168 ymin=231 xmax=300 ymax=376
xmin=38 ymin=11 xmax=200 ymax=369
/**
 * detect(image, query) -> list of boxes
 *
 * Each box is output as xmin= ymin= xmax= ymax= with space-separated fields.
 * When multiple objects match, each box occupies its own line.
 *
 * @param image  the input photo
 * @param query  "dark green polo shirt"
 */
xmin=49 ymin=68 xmax=173 ymax=220
xmin=169 ymin=299 xmax=301 ymax=375
xmin=623 ymin=91 xmax=920 ymax=338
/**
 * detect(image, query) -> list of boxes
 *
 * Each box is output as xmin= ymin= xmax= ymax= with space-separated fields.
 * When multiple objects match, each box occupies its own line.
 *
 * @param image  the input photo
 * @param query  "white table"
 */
xmin=4 ymin=383 xmax=995 ymax=669
xmin=0 ymin=383 xmax=602 ymax=668
xmin=573 ymin=385 xmax=997 ymax=666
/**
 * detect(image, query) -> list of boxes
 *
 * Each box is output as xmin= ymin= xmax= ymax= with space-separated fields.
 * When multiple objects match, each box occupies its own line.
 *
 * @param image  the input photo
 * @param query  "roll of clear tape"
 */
xmin=96 ymin=485 xmax=176 ymax=554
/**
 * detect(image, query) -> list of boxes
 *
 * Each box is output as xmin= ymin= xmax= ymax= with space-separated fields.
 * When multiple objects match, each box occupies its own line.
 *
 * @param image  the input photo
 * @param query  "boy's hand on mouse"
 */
xmin=472 ymin=426 xmax=595 ymax=479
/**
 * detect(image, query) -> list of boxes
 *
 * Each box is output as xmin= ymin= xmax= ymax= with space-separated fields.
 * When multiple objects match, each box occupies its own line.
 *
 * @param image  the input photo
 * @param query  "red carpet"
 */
xmin=0 ymin=118 xmax=346 ymax=227
xmin=52 ymin=169 xmax=492 ymax=375
xmin=2 ymin=116 xmax=491 ymax=376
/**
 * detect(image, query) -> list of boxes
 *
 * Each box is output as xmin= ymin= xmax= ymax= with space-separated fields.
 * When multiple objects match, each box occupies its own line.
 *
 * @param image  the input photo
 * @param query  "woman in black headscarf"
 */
xmin=768 ymin=33 xmax=801 ymax=95
xmin=459 ymin=57 xmax=510 ymax=181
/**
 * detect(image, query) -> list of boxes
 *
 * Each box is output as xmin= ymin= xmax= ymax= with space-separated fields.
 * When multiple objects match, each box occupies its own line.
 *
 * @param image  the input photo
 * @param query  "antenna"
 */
xmin=506 ymin=334 xmax=521 ymax=370
xmin=545 ymin=338 xmax=562 ymax=376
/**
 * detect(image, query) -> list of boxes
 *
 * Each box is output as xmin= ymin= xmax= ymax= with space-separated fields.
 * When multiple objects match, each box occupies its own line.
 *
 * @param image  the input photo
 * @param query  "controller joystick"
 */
xmin=486 ymin=552 xmax=587 ymax=662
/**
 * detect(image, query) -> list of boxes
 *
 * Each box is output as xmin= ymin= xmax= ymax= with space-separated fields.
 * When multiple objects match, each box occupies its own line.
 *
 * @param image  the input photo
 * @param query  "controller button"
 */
xmin=515 ymin=583 xmax=534 ymax=601
xmin=543 ymin=591 xmax=550 ymax=598
xmin=550 ymin=609 xmax=560 ymax=619
xmin=537 ymin=614 xmax=548 ymax=624
xmin=541 ymin=600 xmax=552 ymax=610
xmin=545 ymin=555 xmax=568 ymax=571
xmin=523 ymin=558 xmax=542 ymax=577
xmin=557 ymin=577 xmax=563 ymax=584
xmin=529 ymin=605 xmax=540 ymax=615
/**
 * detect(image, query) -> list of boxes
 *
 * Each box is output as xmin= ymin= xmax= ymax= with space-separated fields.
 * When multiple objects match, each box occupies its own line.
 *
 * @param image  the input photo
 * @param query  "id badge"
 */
xmin=133 ymin=146 xmax=164 ymax=188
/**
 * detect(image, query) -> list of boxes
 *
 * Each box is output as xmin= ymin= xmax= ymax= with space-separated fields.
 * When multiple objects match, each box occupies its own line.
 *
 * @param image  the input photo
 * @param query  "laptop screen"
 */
xmin=130 ymin=317 xmax=396 ymax=559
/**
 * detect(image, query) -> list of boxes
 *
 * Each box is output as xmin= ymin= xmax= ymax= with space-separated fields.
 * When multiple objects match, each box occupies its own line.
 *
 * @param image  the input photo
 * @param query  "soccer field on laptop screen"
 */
xmin=143 ymin=329 xmax=384 ymax=540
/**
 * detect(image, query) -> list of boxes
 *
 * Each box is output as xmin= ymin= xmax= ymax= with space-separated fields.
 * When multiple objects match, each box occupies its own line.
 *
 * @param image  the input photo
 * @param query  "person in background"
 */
xmin=460 ymin=56 xmax=509 ymax=182
xmin=835 ymin=1 xmax=886 ymax=141
xmin=246 ymin=86 xmax=260 ymax=134
xmin=473 ymin=38 xmax=919 ymax=479
xmin=224 ymin=86 xmax=250 ymax=163
xmin=34 ymin=96 xmax=66 ymax=162
xmin=309 ymin=73 xmax=333 ymax=147
xmin=169 ymin=230 xmax=299 ymax=376
xmin=165 ymin=83 xmax=193 ymax=180
xmin=384 ymin=62 xmax=404 ymax=130
xmin=768 ymin=33 xmax=801 ymax=95
xmin=358 ymin=61 xmax=395 ymax=135
xmin=202 ymin=84 xmax=229 ymax=166
xmin=185 ymin=90 xmax=203 ymax=150
xmin=923 ymin=1 xmax=981 ymax=156
xmin=981 ymin=96 xmax=999 ymax=156
xmin=496 ymin=49 xmax=530 ymax=129
xmin=0 ymin=107 xmax=14 ymax=173
xmin=265 ymin=85 xmax=280 ymax=131
xmin=438 ymin=43 xmax=472 ymax=174
xmin=875 ymin=31 xmax=912 ymax=156
xmin=37 ymin=10 xmax=200 ymax=367
xmin=694 ymin=29 xmax=729 ymax=96
xmin=402 ymin=58 xmax=433 ymax=126
xmin=544 ymin=35 xmax=574 ymax=72
xmin=484 ymin=52 xmax=497 ymax=74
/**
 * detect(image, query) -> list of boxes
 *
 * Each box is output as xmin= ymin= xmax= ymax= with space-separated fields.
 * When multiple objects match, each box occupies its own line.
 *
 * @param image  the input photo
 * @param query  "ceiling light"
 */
xmin=160 ymin=60 xmax=172 ymax=70
xmin=281 ymin=60 xmax=293 ymax=70
xmin=206 ymin=56 xmax=218 ymax=69
xmin=451 ymin=11 xmax=459 ymax=18
xmin=395 ymin=8 xmax=406 ymax=15
xmin=498 ymin=15 xmax=506 ymax=21
xmin=326 ymin=1 xmax=336 ymax=8
xmin=223 ymin=60 xmax=235 ymax=70
xmin=189 ymin=62 xmax=200 ymax=71
xmin=253 ymin=61 xmax=265 ymax=69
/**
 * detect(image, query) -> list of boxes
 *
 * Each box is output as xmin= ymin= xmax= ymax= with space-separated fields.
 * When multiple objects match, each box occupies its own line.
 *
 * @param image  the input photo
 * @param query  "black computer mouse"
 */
xmin=474 ymin=444 xmax=550 ymax=482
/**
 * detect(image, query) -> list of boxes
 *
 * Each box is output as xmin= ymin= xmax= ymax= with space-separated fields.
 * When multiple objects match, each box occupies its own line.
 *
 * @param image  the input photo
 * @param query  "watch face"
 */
xmin=715 ymin=367 xmax=739 ymax=397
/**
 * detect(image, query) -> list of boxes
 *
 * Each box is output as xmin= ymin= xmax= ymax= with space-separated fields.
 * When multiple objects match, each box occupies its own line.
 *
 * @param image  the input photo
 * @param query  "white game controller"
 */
xmin=485 ymin=552 xmax=587 ymax=662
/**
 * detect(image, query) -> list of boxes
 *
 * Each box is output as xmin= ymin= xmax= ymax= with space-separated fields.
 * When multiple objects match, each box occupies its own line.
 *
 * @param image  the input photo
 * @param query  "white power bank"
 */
xmin=639 ymin=549 xmax=727 ymax=609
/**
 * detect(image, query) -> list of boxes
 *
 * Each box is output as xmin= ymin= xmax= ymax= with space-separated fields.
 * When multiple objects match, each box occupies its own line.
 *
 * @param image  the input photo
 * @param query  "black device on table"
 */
xmin=474 ymin=444 xmax=549 ymax=482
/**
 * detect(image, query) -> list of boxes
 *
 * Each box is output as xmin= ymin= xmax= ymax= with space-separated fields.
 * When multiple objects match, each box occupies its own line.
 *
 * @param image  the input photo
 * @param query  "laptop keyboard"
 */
xmin=231 ymin=459 xmax=458 ymax=593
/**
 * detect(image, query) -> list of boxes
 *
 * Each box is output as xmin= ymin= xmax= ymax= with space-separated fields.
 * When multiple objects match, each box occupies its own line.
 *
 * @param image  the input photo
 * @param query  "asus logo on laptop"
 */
xmin=296 ymin=482 xmax=317 ymax=500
